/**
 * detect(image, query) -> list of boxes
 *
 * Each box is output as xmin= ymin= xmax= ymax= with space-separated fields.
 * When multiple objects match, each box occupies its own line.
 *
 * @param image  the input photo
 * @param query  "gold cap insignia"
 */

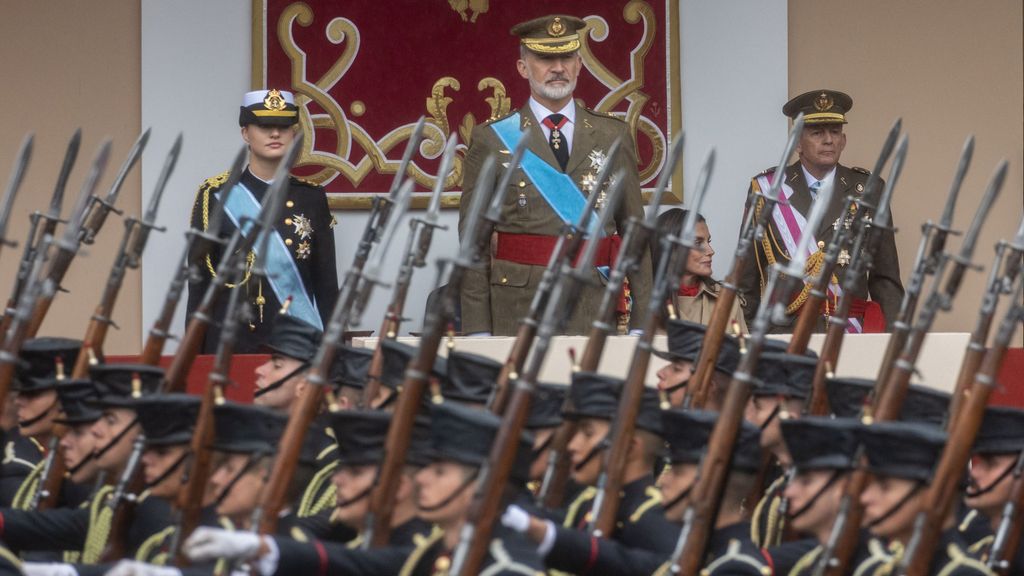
xmin=548 ymin=17 xmax=566 ymax=37
xmin=814 ymin=91 xmax=834 ymax=112
xmin=264 ymin=89 xmax=287 ymax=111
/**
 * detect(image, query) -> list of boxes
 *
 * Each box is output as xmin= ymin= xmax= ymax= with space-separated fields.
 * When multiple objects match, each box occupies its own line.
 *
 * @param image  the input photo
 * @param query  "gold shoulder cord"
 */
xmin=199 ymin=173 xmax=255 ymax=288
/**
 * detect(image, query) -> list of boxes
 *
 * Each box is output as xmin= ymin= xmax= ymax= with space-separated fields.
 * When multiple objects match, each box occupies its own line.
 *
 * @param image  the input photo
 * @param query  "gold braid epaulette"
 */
xmin=195 ymin=171 xmax=255 ymax=287
xmin=752 ymin=180 xmax=828 ymax=315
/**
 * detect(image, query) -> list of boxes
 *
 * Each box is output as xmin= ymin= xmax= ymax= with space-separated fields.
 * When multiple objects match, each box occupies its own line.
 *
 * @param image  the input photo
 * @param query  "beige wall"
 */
xmin=790 ymin=0 xmax=1023 ymax=339
xmin=0 ymin=1 xmax=142 ymax=353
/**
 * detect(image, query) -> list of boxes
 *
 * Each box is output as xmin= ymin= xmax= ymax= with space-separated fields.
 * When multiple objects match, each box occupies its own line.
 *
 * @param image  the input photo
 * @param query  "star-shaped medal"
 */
xmin=580 ymin=172 xmax=597 ymax=193
xmin=291 ymin=214 xmax=313 ymax=239
xmin=295 ymin=240 xmax=311 ymax=260
xmin=588 ymin=149 xmax=607 ymax=170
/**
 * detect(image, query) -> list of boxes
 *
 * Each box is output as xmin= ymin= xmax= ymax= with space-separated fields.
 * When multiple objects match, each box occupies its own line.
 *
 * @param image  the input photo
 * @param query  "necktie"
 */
xmin=809 ymin=179 xmax=822 ymax=200
xmin=542 ymin=113 xmax=570 ymax=171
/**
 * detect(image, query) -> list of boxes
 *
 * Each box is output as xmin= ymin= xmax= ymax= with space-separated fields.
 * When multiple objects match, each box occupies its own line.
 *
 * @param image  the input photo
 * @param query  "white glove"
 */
xmin=104 ymin=561 xmax=183 ymax=576
xmin=501 ymin=503 xmax=531 ymax=534
xmin=183 ymin=527 xmax=261 ymax=563
xmin=628 ymin=329 xmax=643 ymax=336
xmin=467 ymin=332 xmax=493 ymax=337
xmin=20 ymin=563 xmax=78 ymax=576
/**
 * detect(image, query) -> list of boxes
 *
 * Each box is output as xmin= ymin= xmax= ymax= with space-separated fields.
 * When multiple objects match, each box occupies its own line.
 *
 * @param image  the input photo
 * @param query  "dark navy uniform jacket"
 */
xmin=562 ymin=475 xmax=677 ymax=554
xmin=187 ymin=168 xmax=339 ymax=354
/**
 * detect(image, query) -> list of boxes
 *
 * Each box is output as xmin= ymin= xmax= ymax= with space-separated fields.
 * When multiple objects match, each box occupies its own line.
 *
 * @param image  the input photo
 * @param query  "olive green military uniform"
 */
xmin=458 ymin=15 xmax=652 ymax=336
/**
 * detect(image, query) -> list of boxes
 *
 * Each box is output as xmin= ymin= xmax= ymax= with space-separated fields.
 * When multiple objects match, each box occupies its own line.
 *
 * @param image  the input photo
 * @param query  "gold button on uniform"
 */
xmin=285 ymin=218 xmax=293 ymax=225
xmin=518 ymin=180 xmax=526 ymax=188
xmin=501 ymin=277 xmax=508 ymax=284
xmin=286 ymin=200 xmax=295 ymax=208
xmin=285 ymin=239 xmax=293 ymax=246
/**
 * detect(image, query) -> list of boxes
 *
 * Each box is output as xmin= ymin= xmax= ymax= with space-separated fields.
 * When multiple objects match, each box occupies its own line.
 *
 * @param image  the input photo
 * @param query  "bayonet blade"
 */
xmin=462 ymin=156 xmax=497 ymax=257
xmin=365 ymin=179 xmax=415 ymax=280
xmin=143 ymin=133 xmax=182 ymax=224
xmin=426 ymin=134 xmax=458 ymax=222
xmin=861 ymin=118 xmax=903 ymax=205
xmin=0 ymin=134 xmax=33 ymax=246
xmin=957 ymin=160 xmax=1007 ymax=263
xmin=574 ymin=170 xmax=627 ymax=273
xmin=872 ymin=133 xmax=909 ymax=229
xmin=79 ymin=128 xmax=151 ymax=244
xmin=62 ymin=141 xmax=112 ymax=246
xmin=938 ymin=135 xmax=973 ymax=230
xmin=253 ymin=134 xmax=304 ymax=274
xmin=645 ymin=132 xmax=685 ymax=223
xmin=207 ymin=145 xmax=249 ymax=236
xmin=682 ymin=148 xmax=716 ymax=245
xmin=762 ymin=114 xmax=804 ymax=204
xmin=47 ymin=129 xmax=82 ymax=222
xmin=388 ymin=117 xmax=426 ymax=200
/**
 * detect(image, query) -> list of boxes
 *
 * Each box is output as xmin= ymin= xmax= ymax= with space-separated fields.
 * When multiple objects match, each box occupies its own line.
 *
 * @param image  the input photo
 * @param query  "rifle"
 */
xmin=814 ymin=160 xmax=1007 ymax=576
xmin=587 ymin=149 xmax=715 ymax=539
xmin=687 ymin=114 xmax=805 ymax=409
xmin=788 ymin=118 xmax=903 ymax=355
xmin=359 ymin=132 xmax=457 ymax=407
xmin=450 ymin=172 xmax=627 ymax=576
xmin=1 ymin=130 xmax=80 ymax=343
xmin=27 ymin=137 xmax=135 ymax=337
xmin=669 ymin=177 xmax=835 ymax=575
xmin=803 ymin=132 xmax=908 ymax=416
xmin=0 ymin=243 xmax=52 ymax=421
xmin=173 ymin=137 xmax=300 ymax=563
xmin=488 ymin=138 xmax=622 ymax=414
xmin=947 ymin=215 xmax=1024 ymax=430
xmin=875 ymin=135 xmax=972 ymax=388
xmin=139 ymin=146 xmax=246 ymax=366
xmin=535 ymin=133 xmax=685 ymax=509
xmin=255 ymin=177 xmax=414 ymax=537
xmin=900 ymin=272 xmax=1023 ymax=575
xmin=363 ymin=154 xmax=507 ymax=549
xmin=989 ymin=445 xmax=1024 ymax=575
xmin=0 ymin=134 xmax=33 ymax=259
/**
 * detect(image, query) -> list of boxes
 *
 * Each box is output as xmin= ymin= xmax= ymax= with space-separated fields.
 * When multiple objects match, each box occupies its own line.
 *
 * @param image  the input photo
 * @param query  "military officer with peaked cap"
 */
xmin=459 ymin=14 xmax=652 ymax=336
xmin=187 ymin=88 xmax=339 ymax=354
xmin=738 ymin=89 xmax=903 ymax=333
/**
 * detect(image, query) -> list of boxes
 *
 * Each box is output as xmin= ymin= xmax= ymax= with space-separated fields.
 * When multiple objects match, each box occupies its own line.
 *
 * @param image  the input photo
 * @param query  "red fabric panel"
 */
xmin=990 ymin=348 xmax=1024 ymax=409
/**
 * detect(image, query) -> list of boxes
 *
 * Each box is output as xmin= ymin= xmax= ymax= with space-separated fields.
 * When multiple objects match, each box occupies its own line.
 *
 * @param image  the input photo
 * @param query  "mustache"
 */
xmin=546 ymin=74 xmax=569 ymax=83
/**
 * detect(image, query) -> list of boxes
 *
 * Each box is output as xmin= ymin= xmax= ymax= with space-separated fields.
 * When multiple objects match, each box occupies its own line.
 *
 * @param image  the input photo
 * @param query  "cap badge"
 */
xmin=548 ymin=17 xmax=566 ymax=37
xmin=264 ymin=89 xmax=287 ymax=111
xmin=814 ymin=92 xmax=834 ymax=112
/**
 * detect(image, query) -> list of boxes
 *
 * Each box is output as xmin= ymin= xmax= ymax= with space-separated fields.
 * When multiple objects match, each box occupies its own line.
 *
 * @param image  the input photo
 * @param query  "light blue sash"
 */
xmin=216 ymin=183 xmax=323 ymax=330
xmin=490 ymin=113 xmax=600 ymax=236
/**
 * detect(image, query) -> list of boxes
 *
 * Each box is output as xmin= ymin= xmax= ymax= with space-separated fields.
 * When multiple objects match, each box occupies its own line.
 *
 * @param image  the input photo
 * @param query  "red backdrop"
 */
xmin=255 ymin=1 xmax=679 ymax=206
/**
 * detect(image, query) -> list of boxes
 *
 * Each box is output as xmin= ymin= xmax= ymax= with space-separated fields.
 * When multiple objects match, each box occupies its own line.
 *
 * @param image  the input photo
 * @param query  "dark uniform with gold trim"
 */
xmin=459 ymin=15 xmax=652 ymax=336
xmin=187 ymin=88 xmax=339 ymax=354
xmin=738 ymin=89 xmax=903 ymax=333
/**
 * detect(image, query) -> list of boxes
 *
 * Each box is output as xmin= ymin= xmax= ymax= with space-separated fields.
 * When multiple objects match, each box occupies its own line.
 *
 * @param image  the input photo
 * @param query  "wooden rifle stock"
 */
xmin=901 ymin=277 xmax=1021 ymax=575
xmin=689 ymin=257 xmax=743 ymax=409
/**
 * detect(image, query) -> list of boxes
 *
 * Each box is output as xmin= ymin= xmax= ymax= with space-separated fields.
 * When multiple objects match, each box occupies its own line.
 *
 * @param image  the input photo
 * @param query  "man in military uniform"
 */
xmin=652 ymin=318 xmax=742 ymax=409
xmin=558 ymin=372 xmax=677 ymax=554
xmin=187 ymin=88 xmax=339 ymax=354
xmin=738 ymin=89 xmax=903 ymax=333
xmin=459 ymin=14 xmax=652 ymax=336
xmin=963 ymin=406 xmax=1023 ymax=573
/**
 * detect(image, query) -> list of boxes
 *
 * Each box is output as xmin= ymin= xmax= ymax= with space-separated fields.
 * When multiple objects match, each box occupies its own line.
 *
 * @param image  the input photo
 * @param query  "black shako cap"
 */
xmin=565 ymin=371 xmax=663 ymax=436
xmin=752 ymin=351 xmax=819 ymax=399
xmin=326 ymin=409 xmax=391 ymax=466
xmin=328 ymin=345 xmax=373 ymax=390
xmin=661 ymin=409 xmax=761 ymax=472
xmin=14 ymin=337 xmax=82 ymax=392
xmin=526 ymin=383 xmax=566 ymax=430
xmin=428 ymin=401 xmax=533 ymax=482
xmin=262 ymin=314 xmax=321 ymax=363
xmin=444 ymin=350 xmax=501 ymax=404
xmin=53 ymin=379 xmax=102 ymax=425
xmin=89 ymin=364 xmax=165 ymax=407
xmin=826 ymin=377 xmax=950 ymax=425
xmin=974 ymin=406 xmax=1024 ymax=455
xmin=211 ymin=402 xmax=286 ymax=455
xmin=379 ymin=340 xmax=446 ymax=391
xmin=857 ymin=421 xmax=946 ymax=482
xmin=133 ymin=394 xmax=201 ymax=447
xmin=781 ymin=416 xmax=859 ymax=472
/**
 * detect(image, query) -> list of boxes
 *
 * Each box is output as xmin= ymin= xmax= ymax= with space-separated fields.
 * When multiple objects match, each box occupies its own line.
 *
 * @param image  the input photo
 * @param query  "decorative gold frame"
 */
xmin=252 ymin=1 xmax=682 ymax=210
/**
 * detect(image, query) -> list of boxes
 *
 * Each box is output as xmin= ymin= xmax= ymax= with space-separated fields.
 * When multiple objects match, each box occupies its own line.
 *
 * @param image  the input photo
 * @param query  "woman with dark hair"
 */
xmin=652 ymin=209 xmax=747 ymax=333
